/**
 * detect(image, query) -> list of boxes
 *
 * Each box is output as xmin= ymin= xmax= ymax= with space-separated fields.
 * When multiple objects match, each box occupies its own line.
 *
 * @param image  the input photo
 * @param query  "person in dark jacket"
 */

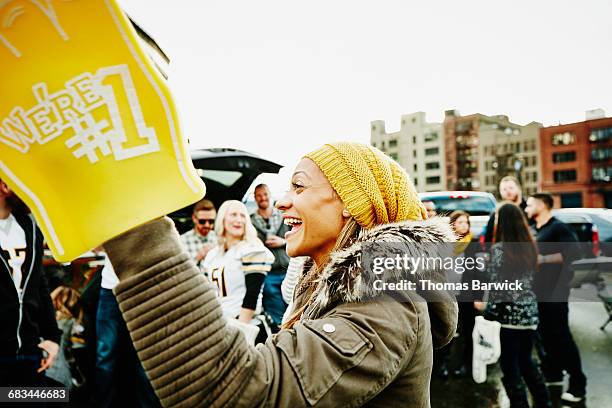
xmin=484 ymin=176 xmax=527 ymax=243
xmin=485 ymin=203 xmax=551 ymax=408
xmin=0 ymin=179 xmax=61 ymax=386
xmin=525 ymin=193 xmax=587 ymax=404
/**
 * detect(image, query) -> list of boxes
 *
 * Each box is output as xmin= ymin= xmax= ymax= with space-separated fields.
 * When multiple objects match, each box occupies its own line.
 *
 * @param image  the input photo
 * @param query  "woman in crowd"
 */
xmin=450 ymin=210 xmax=482 ymax=378
xmin=104 ymin=142 xmax=458 ymax=407
xmin=485 ymin=203 xmax=551 ymax=408
xmin=46 ymin=286 xmax=83 ymax=389
xmin=201 ymin=200 xmax=274 ymax=324
xmin=436 ymin=210 xmax=477 ymax=379
xmin=450 ymin=210 xmax=472 ymax=254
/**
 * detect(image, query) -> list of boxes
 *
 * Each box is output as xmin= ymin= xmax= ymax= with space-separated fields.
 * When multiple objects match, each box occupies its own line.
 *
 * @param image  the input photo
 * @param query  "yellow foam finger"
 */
xmin=0 ymin=0 xmax=205 ymax=261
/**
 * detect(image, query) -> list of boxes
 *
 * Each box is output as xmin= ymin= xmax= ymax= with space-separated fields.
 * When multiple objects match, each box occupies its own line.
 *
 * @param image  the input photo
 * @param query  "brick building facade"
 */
xmin=539 ymin=117 xmax=612 ymax=208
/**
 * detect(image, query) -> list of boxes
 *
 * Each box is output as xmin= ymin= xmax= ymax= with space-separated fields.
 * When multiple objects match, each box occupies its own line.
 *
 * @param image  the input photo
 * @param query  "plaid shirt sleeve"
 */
xmin=180 ymin=230 xmax=201 ymax=264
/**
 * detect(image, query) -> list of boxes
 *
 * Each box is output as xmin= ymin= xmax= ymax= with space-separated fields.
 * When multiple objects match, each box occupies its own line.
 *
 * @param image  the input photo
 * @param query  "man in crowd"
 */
xmin=0 ymin=179 xmax=60 ymax=387
xmin=525 ymin=193 xmax=587 ymax=404
xmin=484 ymin=176 xmax=527 ymax=242
xmin=250 ymin=184 xmax=289 ymax=331
xmin=180 ymin=199 xmax=217 ymax=269
xmin=422 ymin=200 xmax=437 ymax=218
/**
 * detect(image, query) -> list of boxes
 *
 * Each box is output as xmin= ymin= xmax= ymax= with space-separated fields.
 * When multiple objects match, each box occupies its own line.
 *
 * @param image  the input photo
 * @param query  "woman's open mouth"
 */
xmin=283 ymin=217 xmax=303 ymax=239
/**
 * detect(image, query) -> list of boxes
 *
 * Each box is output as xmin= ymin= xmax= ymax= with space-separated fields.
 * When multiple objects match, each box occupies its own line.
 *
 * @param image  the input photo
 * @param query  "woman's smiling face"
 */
xmin=223 ymin=202 xmax=247 ymax=240
xmin=276 ymin=158 xmax=346 ymax=266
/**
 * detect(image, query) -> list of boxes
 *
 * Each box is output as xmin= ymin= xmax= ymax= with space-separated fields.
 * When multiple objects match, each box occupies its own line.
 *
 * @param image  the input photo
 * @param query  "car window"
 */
xmin=589 ymin=214 xmax=612 ymax=241
xmin=421 ymin=196 xmax=495 ymax=216
xmin=554 ymin=214 xmax=591 ymax=224
xmin=196 ymin=169 xmax=243 ymax=186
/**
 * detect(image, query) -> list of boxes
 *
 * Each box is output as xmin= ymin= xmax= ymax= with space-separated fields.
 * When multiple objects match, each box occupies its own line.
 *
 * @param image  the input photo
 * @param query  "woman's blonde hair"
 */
xmin=214 ymin=200 xmax=260 ymax=250
xmin=51 ymin=286 xmax=83 ymax=322
xmin=282 ymin=217 xmax=361 ymax=329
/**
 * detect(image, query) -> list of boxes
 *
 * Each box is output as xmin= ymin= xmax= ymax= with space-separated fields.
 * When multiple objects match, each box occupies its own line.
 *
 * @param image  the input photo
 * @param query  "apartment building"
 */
xmin=539 ymin=111 xmax=612 ymax=208
xmin=370 ymin=112 xmax=445 ymax=192
xmin=443 ymin=110 xmax=541 ymax=197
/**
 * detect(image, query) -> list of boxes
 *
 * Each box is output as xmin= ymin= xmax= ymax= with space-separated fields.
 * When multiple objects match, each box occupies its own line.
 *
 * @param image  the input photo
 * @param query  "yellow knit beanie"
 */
xmin=304 ymin=142 xmax=427 ymax=228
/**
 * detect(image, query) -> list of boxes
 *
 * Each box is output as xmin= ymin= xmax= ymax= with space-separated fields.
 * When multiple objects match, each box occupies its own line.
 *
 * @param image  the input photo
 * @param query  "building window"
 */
xmin=591 ymin=147 xmax=612 ymax=161
xmin=527 ymin=156 xmax=533 ymax=166
xmin=553 ymin=151 xmax=576 ymax=163
xmin=413 ymin=164 xmax=417 ymax=172
xmin=424 ymin=132 xmax=439 ymax=142
xmin=551 ymin=132 xmax=576 ymax=146
xmin=389 ymin=139 xmax=398 ymax=148
xmin=413 ymin=178 xmax=418 ymax=186
xmin=592 ymin=166 xmax=612 ymax=182
xmin=425 ymin=162 xmax=440 ymax=170
xmin=589 ymin=127 xmax=612 ymax=143
xmin=560 ymin=192 xmax=583 ymax=208
xmin=426 ymin=176 xmax=441 ymax=184
xmin=390 ymin=152 xmax=398 ymax=161
xmin=425 ymin=147 xmax=439 ymax=156
xmin=412 ymin=136 xmax=416 ymax=144
xmin=413 ymin=150 xmax=417 ymax=158
xmin=381 ymin=141 xmax=386 ymax=149
xmin=553 ymin=169 xmax=577 ymax=183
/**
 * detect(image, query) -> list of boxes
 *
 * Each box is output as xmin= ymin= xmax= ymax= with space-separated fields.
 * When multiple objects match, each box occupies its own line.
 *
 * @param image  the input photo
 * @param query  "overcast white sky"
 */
xmin=120 ymin=0 xmax=612 ymax=194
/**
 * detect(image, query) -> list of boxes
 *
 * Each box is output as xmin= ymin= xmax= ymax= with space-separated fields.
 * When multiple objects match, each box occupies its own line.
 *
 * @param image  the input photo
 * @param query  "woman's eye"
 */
xmin=291 ymin=182 xmax=305 ymax=192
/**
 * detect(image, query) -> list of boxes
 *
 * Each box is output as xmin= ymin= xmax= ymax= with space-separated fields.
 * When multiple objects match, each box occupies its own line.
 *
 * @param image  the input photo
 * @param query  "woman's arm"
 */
xmin=239 ymin=273 xmax=265 ymax=323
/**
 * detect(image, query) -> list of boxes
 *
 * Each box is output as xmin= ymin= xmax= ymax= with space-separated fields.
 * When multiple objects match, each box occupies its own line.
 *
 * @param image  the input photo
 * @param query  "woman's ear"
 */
xmin=0 ymin=181 xmax=9 ymax=195
xmin=342 ymin=208 xmax=351 ymax=218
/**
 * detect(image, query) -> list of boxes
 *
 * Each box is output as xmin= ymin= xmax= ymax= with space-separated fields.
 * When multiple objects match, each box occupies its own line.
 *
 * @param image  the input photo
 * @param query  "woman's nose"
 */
xmin=275 ymin=192 xmax=292 ymax=211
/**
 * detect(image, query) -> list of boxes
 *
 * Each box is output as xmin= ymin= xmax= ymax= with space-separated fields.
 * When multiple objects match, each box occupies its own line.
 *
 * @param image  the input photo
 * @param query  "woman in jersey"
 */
xmin=201 ymin=200 xmax=273 ymax=324
xmin=105 ymin=142 xmax=458 ymax=407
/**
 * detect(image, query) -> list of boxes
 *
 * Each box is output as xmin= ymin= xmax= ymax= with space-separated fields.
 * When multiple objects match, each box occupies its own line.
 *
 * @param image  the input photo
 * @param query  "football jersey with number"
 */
xmin=0 ymin=213 xmax=27 ymax=294
xmin=202 ymin=241 xmax=273 ymax=319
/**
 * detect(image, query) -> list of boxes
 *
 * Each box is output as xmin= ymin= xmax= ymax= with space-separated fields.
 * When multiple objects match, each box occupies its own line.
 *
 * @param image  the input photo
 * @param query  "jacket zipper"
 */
xmin=0 ymin=216 xmax=37 ymax=354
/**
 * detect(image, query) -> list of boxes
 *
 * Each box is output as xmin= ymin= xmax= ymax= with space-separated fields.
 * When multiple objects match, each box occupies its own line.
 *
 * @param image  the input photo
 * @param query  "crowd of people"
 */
xmin=427 ymin=176 xmax=588 ymax=408
xmin=0 ymin=146 xmax=593 ymax=407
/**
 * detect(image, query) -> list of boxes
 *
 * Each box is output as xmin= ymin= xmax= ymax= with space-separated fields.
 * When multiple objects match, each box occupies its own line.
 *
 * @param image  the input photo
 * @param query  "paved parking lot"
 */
xmin=431 ymin=290 xmax=612 ymax=408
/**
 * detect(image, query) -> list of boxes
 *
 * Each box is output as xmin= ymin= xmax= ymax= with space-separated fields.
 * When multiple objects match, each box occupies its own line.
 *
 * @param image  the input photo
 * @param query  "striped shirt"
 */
xmin=281 ymin=256 xmax=308 ymax=323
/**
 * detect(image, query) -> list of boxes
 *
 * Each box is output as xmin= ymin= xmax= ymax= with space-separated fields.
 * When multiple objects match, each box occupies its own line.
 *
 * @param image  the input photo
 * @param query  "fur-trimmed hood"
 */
xmin=300 ymin=216 xmax=458 ymax=347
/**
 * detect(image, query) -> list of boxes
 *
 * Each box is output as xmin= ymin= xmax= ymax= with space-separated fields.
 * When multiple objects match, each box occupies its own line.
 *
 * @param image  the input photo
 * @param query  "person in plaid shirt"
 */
xmin=250 ymin=184 xmax=289 ymax=331
xmin=180 ymin=199 xmax=218 ymax=268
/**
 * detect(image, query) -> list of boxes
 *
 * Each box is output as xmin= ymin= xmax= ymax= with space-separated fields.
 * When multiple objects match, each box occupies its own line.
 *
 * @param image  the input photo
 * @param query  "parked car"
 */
xmin=553 ymin=208 xmax=612 ymax=257
xmin=418 ymin=191 xmax=497 ymax=238
xmin=169 ymin=148 xmax=283 ymax=233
